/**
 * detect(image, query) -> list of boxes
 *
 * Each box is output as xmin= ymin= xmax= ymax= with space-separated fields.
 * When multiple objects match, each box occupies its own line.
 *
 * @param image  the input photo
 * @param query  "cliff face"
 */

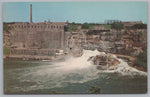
xmin=3 ymin=22 xmax=147 ymax=58
xmin=66 ymin=29 xmax=147 ymax=57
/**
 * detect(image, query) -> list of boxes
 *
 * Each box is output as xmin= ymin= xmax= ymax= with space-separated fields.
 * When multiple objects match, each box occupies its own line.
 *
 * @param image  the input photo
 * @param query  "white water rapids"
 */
xmin=16 ymin=49 xmax=147 ymax=92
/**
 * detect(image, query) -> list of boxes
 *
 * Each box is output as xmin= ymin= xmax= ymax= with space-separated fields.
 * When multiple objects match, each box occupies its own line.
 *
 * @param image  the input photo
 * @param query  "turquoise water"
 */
xmin=4 ymin=59 xmax=147 ymax=94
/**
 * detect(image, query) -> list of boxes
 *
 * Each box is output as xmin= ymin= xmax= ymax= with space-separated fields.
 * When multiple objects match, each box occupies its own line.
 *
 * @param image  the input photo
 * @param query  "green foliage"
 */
xmin=66 ymin=22 xmax=82 ymax=31
xmin=104 ymin=25 xmax=111 ymax=29
xmin=89 ymin=25 xmax=94 ymax=30
xmin=134 ymin=50 xmax=147 ymax=69
xmin=67 ymin=25 xmax=78 ymax=31
xmin=3 ymin=46 xmax=10 ymax=55
xmin=111 ymin=22 xmax=124 ymax=30
xmin=81 ymin=23 xmax=90 ymax=29
xmin=69 ymin=22 xmax=81 ymax=25
xmin=81 ymin=23 xmax=96 ymax=30
xmin=131 ymin=24 xmax=147 ymax=29
xmin=72 ymin=22 xmax=76 ymax=25
xmin=3 ymin=23 xmax=11 ymax=33
xmin=89 ymin=86 xmax=101 ymax=94
xmin=67 ymin=22 xmax=121 ymax=31
xmin=67 ymin=22 xmax=111 ymax=31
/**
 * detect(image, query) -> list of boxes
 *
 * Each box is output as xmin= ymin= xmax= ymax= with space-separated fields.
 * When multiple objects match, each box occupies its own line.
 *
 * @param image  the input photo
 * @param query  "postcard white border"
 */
xmin=0 ymin=0 xmax=149 ymax=97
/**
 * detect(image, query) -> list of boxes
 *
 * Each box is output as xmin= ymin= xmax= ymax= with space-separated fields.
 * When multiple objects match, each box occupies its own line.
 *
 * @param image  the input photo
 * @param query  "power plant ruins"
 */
xmin=4 ymin=4 xmax=68 ymax=59
xmin=3 ymin=4 xmax=147 ymax=61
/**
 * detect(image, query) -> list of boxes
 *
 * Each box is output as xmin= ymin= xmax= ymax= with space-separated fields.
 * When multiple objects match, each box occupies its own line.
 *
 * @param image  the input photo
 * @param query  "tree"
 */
xmin=67 ymin=24 xmax=78 ymax=31
xmin=72 ymin=22 xmax=76 ymax=25
xmin=3 ymin=23 xmax=12 ymax=33
xmin=111 ymin=22 xmax=124 ymax=30
xmin=134 ymin=50 xmax=147 ymax=69
xmin=81 ymin=23 xmax=89 ymax=29
xmin=131 ymin=24 xmax=147 ymax=29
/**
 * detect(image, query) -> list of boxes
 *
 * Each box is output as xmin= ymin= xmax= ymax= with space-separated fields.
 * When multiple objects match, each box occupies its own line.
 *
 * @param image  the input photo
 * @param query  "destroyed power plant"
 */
xmin=3 ymin=4 xmax=147 ymax=58
xmin=5 ymin=4 xmax=68 ymax=56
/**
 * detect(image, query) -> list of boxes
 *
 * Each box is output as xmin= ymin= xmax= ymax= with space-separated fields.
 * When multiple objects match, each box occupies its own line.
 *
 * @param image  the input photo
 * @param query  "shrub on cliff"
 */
xmin=3 ymin=46 xmax=10 ymax=55
xmin=89 ymin=86 xmax=101 ymax=94
xmin=3 ymin=23 xmax=12 ymax=33
xmin=81 ymin=23 xmax=90 ymax=29
xmin=111 ymin=22 xmax=124 ymax=30
xmin=134 ymin=50 xmax=147 ymax=69
xmin=131 ymin=24 xmax=147 ymax=29
xmin=67 ymin=24 xmax=78 ymax=31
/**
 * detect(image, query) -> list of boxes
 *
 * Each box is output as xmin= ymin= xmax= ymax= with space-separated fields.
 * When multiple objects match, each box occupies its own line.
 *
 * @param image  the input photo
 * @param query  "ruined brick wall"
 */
xmin=8 ymin=22 xmax=66 ymax=50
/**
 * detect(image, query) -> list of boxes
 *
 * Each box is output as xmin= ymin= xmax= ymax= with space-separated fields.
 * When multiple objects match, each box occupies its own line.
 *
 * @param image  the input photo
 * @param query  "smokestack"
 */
xmin=30 ymin=4 xmax=32 ymax=23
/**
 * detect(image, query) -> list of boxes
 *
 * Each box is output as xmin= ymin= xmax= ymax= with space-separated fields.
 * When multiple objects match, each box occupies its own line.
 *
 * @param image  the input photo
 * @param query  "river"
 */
xmin=4 ymin=50 xmax=147 ymax=94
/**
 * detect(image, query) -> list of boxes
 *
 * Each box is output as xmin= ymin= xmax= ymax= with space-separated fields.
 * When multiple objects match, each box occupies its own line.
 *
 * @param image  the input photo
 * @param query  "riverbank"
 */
xmin=4 ymin=52 xmax=147 ymax=72
xmin=3 ymin=54 xmax=68 ymax=62
xmin=114 ymin=54 xmax=147 ymax=72
xmin=4 ymin=55 xmax=53 ymax=60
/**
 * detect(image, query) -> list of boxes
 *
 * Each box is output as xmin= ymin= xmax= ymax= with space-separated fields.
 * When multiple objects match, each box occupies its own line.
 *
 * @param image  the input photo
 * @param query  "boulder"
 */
xmin=89 ymin=53 xmax=120 ymax=70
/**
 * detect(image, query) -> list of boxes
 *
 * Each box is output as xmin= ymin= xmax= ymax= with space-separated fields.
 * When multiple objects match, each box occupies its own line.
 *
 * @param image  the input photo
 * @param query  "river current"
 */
xmin=4 ymin=50 xmax=147 ymax=94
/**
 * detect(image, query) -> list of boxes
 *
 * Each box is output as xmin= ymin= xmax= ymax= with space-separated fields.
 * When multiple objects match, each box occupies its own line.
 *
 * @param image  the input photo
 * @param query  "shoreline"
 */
xmin=4 ymin=53 xmax=147 ymax=72
xmin=114 ymin=54 xmax=147 ymax=72
xmin=3 ymin=55 xmax=54 ymax=61
xmin=3 ymin=54 xmax=67 ymax=62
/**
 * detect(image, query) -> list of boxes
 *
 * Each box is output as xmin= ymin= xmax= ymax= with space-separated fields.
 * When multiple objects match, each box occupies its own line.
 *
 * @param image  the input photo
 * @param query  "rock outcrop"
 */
xmin=88 ymin=53 xmax=120 ymax=70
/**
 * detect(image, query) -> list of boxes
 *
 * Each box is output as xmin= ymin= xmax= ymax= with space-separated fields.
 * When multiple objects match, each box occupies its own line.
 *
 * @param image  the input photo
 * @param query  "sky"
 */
xmin=3 ymin=2 xmax=147 ymax=24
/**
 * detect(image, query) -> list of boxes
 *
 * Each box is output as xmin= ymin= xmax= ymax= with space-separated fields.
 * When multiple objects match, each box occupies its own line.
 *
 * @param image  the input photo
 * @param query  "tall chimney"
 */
xmin=30 ymin=4 xmax=32 ymax=23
